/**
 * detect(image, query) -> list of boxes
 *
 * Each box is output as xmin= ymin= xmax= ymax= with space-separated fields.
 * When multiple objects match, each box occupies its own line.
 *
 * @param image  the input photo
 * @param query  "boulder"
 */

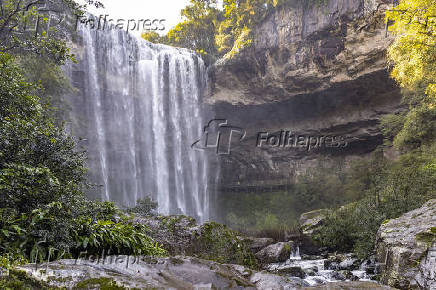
xmin=360 ymin=255 xmax=377 ymax=275
xmin=299 ymin=209 xmax=329 ymax=235
xmin=376 ymin=199 xmax=436 ymax=289
xmin=338 ymin=257 xmax=360 ymax=271
xmin=331 ymin=270 xmax=348 ymax=281
xmin=250 ymin=271 xmax=309 ymax=289
xmin=324 ymin=253 xmax=357 ymax=271
xmin=16 ymin=256 xmax=310 ymax=289
xmin=277 ymin=266 xmax=306 ymax=279
xmin=255 ymin=241 xmax=294 ymax=264
xmin=243 ymin=237 xmax=275 ymax=254
xmin=134 ymin=215 xmax=257 ymax=267
xmin=304 ymin=266 xmax=319 ymax=277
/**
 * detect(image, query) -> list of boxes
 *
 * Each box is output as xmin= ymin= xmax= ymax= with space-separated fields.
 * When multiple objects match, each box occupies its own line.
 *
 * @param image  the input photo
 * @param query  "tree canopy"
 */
xmin=385 ymin=0 xmax=436 ymax=150
xmin=0 ymin=0 xmax=103 ymax=64
xmin=142 ymin=0 xmax=293 ymax=63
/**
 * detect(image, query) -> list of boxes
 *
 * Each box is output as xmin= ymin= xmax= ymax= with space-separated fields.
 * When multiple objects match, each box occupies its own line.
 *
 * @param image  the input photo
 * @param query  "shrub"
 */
xmin=193 ymin=222 xmax=257 ymax=268
xmin=314 ymin=146 xmax=436 ymax=258
xmin=0 ymin=52 xmax=165 ymax=266
xmin=73 ymin=218 xmax=167 ymax=257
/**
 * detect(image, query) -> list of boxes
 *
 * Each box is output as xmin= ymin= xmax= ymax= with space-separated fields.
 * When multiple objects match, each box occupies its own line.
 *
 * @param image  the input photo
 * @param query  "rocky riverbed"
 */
xmin=17 ymin=256 xmax=394 ymax=289
xmin=12 ymin=199 xmax=436 ymax=289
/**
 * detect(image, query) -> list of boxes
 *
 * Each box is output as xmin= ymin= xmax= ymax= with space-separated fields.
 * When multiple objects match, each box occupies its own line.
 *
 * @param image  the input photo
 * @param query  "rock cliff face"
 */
xmin=209 ymin=0 xmax=395 ymax=105
xmin=376 ymin=199 xmax=436 ymax=289
xmin=206 ymin=0 xmax=403 ymax=189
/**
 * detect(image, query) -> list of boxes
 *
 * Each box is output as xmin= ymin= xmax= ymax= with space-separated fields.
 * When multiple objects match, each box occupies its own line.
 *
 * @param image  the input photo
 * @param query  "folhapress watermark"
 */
xmin=75 ymin=14 xmax=166 ymax=33
xmin=11 ymin=1 xmax=166 ymax=37
xmin=256 ymin=131 xmax=348 ymax=151
xmin=193 ymin=119 xmax=348 ymax=155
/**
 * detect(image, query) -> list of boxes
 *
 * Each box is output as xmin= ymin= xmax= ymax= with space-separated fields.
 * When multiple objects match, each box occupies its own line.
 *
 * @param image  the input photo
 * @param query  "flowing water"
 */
xmin=65 ymin=25 xmax=211 ymax=222
xmin=265 ymin=247 xmax=374 ymax=286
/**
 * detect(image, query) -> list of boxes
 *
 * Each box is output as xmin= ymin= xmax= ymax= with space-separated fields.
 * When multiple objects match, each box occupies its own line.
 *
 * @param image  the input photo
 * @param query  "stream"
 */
xmin=265 ymin=247 xmax=376 ymax=286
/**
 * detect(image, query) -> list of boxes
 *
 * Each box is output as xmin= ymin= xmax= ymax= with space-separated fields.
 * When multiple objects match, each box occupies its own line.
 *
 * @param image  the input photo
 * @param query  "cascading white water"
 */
xmin=67 ymin=24 xmax=210 ymax=222
xmin=290 ymin=246 xmax=301 ymax=260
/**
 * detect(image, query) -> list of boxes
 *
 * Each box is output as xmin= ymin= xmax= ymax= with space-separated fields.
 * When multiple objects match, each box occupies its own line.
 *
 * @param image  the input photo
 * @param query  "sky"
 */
xmin=79 ymin=0 xmax=191 ymax=35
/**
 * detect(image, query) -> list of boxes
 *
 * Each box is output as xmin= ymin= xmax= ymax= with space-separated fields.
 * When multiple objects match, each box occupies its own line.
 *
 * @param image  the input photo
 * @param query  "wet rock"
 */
xmin=255 ymin=241 xmax=294 ymax=264
xmin=332 ymin=270 xmax=347 ymax=281
xmin=299 ymin=209 xmax=329 ymax=236
xmin=304 ymin=266 xmax=319 ymax=276
xmin=324 ymin=260 xmax=339 ymax=271
xmin=360 ymin=255 xmax=377 ymax=275
xmin=324 ymin=253 xmax=359 ymax=272
xmin=250 ymin=271 xmax=309 ymax=289
xmin=16 ymin=256 xmax=316 ymax=289
xmin=324 ymin=254 xmax=346 ymax=270
xmin=338 ymin=257 xmax=360 ymax=271
xmin=301 ymin=281 xmax=396 ymax=289
xmin=301 ymin=254 xmax=323 ymax=260
xmin=277 ymin=266 xmax=306 ymax=279
xmin=307 ymin=276 xmax=327 ymax=285
xmin=133 ymin=214 xmax=199 ymax=255
xmin=244 ymin=237 xmax=275 ymax=254
xmin=376 ymin=199 xmax=436 ymax=289
xmin=134 ymin=215 xmax=257 ymax=267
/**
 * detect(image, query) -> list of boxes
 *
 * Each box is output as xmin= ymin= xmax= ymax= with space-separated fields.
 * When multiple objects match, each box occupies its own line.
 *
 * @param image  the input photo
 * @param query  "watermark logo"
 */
xmin=192 ymin=119 xmax=246 ymax=155
xmin=11 ymin=1 xmax=166 ymax=37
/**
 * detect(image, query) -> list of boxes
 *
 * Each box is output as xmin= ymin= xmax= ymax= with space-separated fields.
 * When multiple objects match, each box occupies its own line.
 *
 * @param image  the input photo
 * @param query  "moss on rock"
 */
xmin=193 ymin=222 xmax=258 ymax=268
xmin=75 ymin=277 xmax=129 ymax=289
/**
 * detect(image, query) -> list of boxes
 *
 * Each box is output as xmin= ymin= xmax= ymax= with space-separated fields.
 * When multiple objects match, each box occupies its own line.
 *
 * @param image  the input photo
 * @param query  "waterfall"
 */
xmin=290 ymin=246 xmax=301 ymax=260
xmin=66 ymin=25 xmax=210 ymax=222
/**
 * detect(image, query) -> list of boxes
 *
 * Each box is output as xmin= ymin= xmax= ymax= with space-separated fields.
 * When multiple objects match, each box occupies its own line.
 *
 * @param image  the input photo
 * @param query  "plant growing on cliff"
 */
xmin=386 ymin=0 xmax=435 ymax=99
xmin=385 ymin=0 xmax=436 ymax=150
xmin=145 ymin=0 xmax=312 ymax=61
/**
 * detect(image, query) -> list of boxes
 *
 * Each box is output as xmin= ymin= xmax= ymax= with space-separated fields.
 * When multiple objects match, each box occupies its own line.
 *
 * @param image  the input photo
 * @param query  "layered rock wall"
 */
xmin=207 ymin=0 xmax=403 ymax=190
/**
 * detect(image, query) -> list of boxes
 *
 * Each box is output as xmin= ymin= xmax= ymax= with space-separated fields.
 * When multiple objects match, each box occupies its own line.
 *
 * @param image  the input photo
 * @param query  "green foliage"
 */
xmin=220 ymin=190 xmax=301 ymax=236
xmin=74 ymin=218 xmax=167 ymax=257
xmin=0 ymin=52 xmax=165 ymax=270
xmin=75 ymin=277 xmax=126 ymax=290
xmin=149 ymin=0 xmax=220 ymax=64
xmin=215 ymin=0 xmax=276 ymax=58
xmin=0 ymin=52 xmax=87 ymax=257
xmin=194 ymin=222 xmax=257 ymax=268
xmin=312 ymin=0 xmax=436 ymax=256
xmin=393 ymin=103 xmax=436 ymax=150
xmin=17 ymin=55 xmax=73 ymax=124
xmin=219 ymin=158 xmax=354 ymax=237
xmin=384 ymin=0 xmax=436 ymax=151
xmin=313 ymin=146 xmax=436 ymax=258
xmin=0 ymin=52 xmax=86 ymax=257
xmin=0 ymin=0 xmax=103 ymax=64
xmin=385 ymin=0 xmax=436 ymax=99
xmin=145 ymin=0 xmax=328 ymax=61
xmin=141 ymin=31 xmax=164 ymax=44
xmin=0 ymin=269 xmax=54 ymax=290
